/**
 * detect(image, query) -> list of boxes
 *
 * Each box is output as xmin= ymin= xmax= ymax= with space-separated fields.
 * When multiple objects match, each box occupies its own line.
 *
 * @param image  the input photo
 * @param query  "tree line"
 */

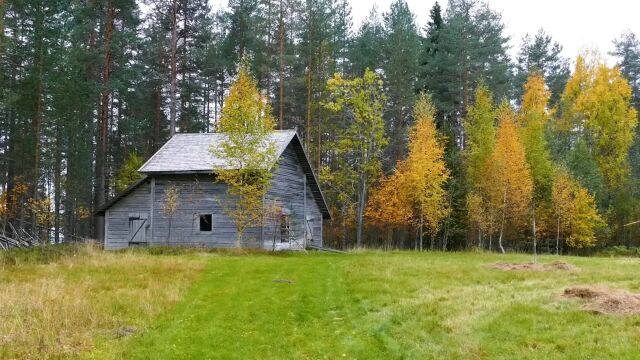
xmin=0 ymin=0 xmax=639 ymax=252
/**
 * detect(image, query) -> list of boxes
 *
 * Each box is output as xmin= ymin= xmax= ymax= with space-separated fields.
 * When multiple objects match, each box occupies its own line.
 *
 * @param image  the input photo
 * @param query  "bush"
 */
xmin=595 ymin=245 xmax=640 ymax=257
xmin=0 ymin=242 xmax=97 ymax=266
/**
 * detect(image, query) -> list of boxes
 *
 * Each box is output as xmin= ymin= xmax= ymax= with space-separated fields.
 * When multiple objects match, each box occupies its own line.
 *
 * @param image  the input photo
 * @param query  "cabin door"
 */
xmin=128 ymin=213 xmax=148 ymax=244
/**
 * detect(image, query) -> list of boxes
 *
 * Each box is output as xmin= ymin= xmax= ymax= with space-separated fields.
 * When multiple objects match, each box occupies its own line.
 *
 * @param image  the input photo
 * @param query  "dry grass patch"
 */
xmin=563 ymin=286 xmax=640 ymax=315
xmin=0 ymin=244 xmax=206 ymax=359
xmin=486 ymin=261 xmax=575 ymax=271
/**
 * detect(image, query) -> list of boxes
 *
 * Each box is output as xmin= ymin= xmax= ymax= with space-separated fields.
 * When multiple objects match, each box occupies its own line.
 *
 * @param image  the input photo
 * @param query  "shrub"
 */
xmin=0 ymin=242 xmax=98 ymax=266
xmin=595 ymin=245 xmax=640 ymax=257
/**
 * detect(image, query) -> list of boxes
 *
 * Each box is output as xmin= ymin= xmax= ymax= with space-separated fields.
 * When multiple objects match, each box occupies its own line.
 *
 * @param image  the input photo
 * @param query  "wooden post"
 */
xmin=150 ymin=177 xmax=155 ymax=243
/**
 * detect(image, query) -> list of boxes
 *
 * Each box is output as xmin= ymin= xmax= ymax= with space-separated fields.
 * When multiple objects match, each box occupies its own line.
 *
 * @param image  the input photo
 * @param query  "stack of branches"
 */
xmin=0 ymin=222 xmax=39 ymax=250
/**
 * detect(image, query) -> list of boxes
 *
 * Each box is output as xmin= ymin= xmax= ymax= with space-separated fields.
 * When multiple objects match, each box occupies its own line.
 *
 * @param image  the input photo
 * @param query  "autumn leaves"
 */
xmin=367 ymin=94 xmax=450 ymax=250
xmin=367 ymin=93 xmax=450 ymax=250
xmin=367 ymin=54 xmax=635 ymax=254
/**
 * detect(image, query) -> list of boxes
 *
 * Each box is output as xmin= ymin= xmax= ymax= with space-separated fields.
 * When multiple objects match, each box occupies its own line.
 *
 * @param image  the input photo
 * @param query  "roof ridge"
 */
xmin=171 ymin=129 xmax=297 ymax=135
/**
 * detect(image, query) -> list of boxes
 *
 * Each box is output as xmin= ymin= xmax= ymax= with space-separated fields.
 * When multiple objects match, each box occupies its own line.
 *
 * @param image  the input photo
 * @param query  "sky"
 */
xmin=208 ymin=0 xmax=640 ymax=65
xmin=348 ymin=0 xmax=640 ymax=64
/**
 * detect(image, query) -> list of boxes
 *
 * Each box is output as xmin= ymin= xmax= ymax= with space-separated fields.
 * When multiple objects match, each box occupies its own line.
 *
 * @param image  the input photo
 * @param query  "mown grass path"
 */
xmin=101 ymin=252 xmax=640 ymax=359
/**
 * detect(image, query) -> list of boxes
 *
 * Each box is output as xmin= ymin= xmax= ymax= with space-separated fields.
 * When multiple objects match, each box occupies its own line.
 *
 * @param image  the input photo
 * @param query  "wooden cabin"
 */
xmin=95 ymin=130 xmax=330 ymax=250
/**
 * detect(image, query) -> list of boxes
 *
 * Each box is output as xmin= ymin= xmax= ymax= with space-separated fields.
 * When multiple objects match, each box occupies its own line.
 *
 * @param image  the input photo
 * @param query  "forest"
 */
xmin=1 ymin=0 xmax=639 ymax=253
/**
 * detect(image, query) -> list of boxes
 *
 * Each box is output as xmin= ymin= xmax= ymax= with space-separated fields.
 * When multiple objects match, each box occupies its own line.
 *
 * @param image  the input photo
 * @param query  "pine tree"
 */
xmin=382 ymin=0 xmax=420 ymax=163
xmin=514 ymin=29 xmax=570 ymax=106
xmin=422 ymin=0 xmax=510 ymax=143
xmin=348 ymin=6 xmax=384 ymax=76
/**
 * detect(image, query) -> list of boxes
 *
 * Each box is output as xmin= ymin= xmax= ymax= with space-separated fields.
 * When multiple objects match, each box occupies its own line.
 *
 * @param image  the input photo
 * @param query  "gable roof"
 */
xmin=138 ymin=130 xmax=297 ymax=173
xmin=98 ymin=130 xmax=330 ymax=219
xmin=94 ymin=176 xmax=148 ymax=216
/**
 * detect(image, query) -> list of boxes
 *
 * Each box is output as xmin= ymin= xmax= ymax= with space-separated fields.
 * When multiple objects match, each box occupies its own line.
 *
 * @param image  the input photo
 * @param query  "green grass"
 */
xmin=3 ymin=249 xmax=640 ymax=359
xmin=100 ymin=251 xmax=640 ymax=359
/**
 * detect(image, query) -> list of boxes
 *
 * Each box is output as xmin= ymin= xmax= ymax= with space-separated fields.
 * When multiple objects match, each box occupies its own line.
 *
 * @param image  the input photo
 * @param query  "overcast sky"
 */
xmin=349 ymin=0 xmax=640 ymax=64
xmin=208 ymin=0 xmax=640 ymax=65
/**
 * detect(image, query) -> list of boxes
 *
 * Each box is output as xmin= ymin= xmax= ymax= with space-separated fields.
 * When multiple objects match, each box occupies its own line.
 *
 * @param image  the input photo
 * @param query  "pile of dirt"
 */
xmin=486 ymin=261 xmax=574 ymax=271
xmin=114 ymin=326 xmax=137 ymax=338
xmin=563 ymin=286 xmax=640 ymax=315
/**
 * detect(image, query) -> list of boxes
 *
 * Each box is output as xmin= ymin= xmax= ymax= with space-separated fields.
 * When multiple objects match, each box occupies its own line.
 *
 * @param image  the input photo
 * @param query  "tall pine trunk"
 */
xmin=278 ymin=0 xmax=284 ymax=129
xmin=169 ymin=0 xmax=178 ymax=136
xmin=0 ymin=0 xmax=5 ymax=57
xmin=305 ymin=66 xmax=312 ymax=150
xmin=94 ymin=3 xmax=115 ymax=238
xmin=31 ymin=3 xmax=45 ymax=238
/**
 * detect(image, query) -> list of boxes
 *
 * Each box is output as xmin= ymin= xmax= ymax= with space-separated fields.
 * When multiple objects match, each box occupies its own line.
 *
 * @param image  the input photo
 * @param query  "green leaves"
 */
xmin=114 ymin=152 xmax=144 ymax=193
xmin=323 ymin=69 xmax=388 ymax=246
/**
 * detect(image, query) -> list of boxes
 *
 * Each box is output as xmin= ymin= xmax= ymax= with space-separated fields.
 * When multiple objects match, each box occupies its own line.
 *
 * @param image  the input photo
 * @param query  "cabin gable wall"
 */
xmin=104 ymin=181 xmax=151 ymax=250
xmin=263 ymin=144 xmax=323 ymax=250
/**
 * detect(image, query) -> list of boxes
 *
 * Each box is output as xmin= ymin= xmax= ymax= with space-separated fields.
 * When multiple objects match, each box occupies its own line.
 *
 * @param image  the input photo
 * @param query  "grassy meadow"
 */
xmin=1 ymin=246 xmax=640 ymax=359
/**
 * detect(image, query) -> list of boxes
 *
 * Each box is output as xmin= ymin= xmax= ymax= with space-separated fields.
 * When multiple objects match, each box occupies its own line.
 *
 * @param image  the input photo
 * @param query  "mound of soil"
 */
xmin=563 ymin=286 xmax=640 ymax=315
xmin=487 ymin=261 xmax=574 ymax=271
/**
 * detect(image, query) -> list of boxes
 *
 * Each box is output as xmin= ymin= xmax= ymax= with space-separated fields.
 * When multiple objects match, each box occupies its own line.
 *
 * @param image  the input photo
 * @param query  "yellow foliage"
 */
xmin=551 ymin=170 xmax=604 ymax=249
xmin=213 ymin=66 xmax=277 ymax=247
xmin=489 ymin=105 xmax=534 ymax=231
xmin=558 ymin=54 xmax=637 ymax=191
xmin=0 ymin=192 xmax=6 ymax=218
xmin=27 ymin=198 xmax=53 ymax=227
xmin=519 ymin=72 xmax=554 ymax=194
xmin=366 ymin=171 xmax=413 ymax=228
xmin=567 ymin=186 xmax=604 ymax=248
xmin=521 ymin=72 xmax=551 ymax=127
xmin=366 ymin=94 xmax=449 ymax=238
xmin=404 ymin=93 xmax=451 ymax=234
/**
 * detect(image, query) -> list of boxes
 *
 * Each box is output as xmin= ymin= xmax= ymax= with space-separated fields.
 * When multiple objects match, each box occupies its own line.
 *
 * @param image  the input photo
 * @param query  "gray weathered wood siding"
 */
xmin=151 ymin=174 xmax=262 ymax=248
xmin=305 ymin=181 xmax=323 ymax=247
xmin=263 ymin=144 xmax=322 ymax=250
xmin=104 ymin=143 xmax=324 ymax=250
xmin=105 ymin=181 xmax=151 ymax=250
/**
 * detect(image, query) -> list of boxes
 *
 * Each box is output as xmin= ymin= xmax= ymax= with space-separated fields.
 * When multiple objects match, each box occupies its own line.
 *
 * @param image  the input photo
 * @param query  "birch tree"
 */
xmin=213 ymin=65 xmax=277 ymax=247
xmin=489 ymin=104 xmax=533 ymax=253
xmin=323 ymin=69 xmax=387 ymax=248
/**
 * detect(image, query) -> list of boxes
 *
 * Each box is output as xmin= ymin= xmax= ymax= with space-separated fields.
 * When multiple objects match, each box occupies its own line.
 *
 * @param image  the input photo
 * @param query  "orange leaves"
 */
xmin=366 ymin=94 xmax=449 ymax=235
xmin=366 ymin=170 xmax=413 ymax=228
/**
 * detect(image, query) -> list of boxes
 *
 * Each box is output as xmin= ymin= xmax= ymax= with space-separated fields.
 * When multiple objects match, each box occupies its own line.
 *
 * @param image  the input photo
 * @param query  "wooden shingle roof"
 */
xmin=135 ymin=130 xmax=330 ymax=219
xmin=139 ymin=130 xmax=297 ymax=173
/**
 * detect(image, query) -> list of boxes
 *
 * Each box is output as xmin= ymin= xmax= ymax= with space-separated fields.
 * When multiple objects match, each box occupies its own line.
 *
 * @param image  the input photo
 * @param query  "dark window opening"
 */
xmin=280 ymin=214 xmax=290 ymax=243
xmin=199 ymin=214 xmax=212 ymax=232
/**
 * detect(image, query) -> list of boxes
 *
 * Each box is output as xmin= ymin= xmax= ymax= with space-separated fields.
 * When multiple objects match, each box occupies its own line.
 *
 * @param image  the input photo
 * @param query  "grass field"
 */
xmin=2 ymin=246 xmax=640 ymax=359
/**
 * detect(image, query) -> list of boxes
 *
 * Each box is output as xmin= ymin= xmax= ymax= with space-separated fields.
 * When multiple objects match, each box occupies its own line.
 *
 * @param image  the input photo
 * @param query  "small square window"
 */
xmin=199 ymin=214 xmax=212 ymax=232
